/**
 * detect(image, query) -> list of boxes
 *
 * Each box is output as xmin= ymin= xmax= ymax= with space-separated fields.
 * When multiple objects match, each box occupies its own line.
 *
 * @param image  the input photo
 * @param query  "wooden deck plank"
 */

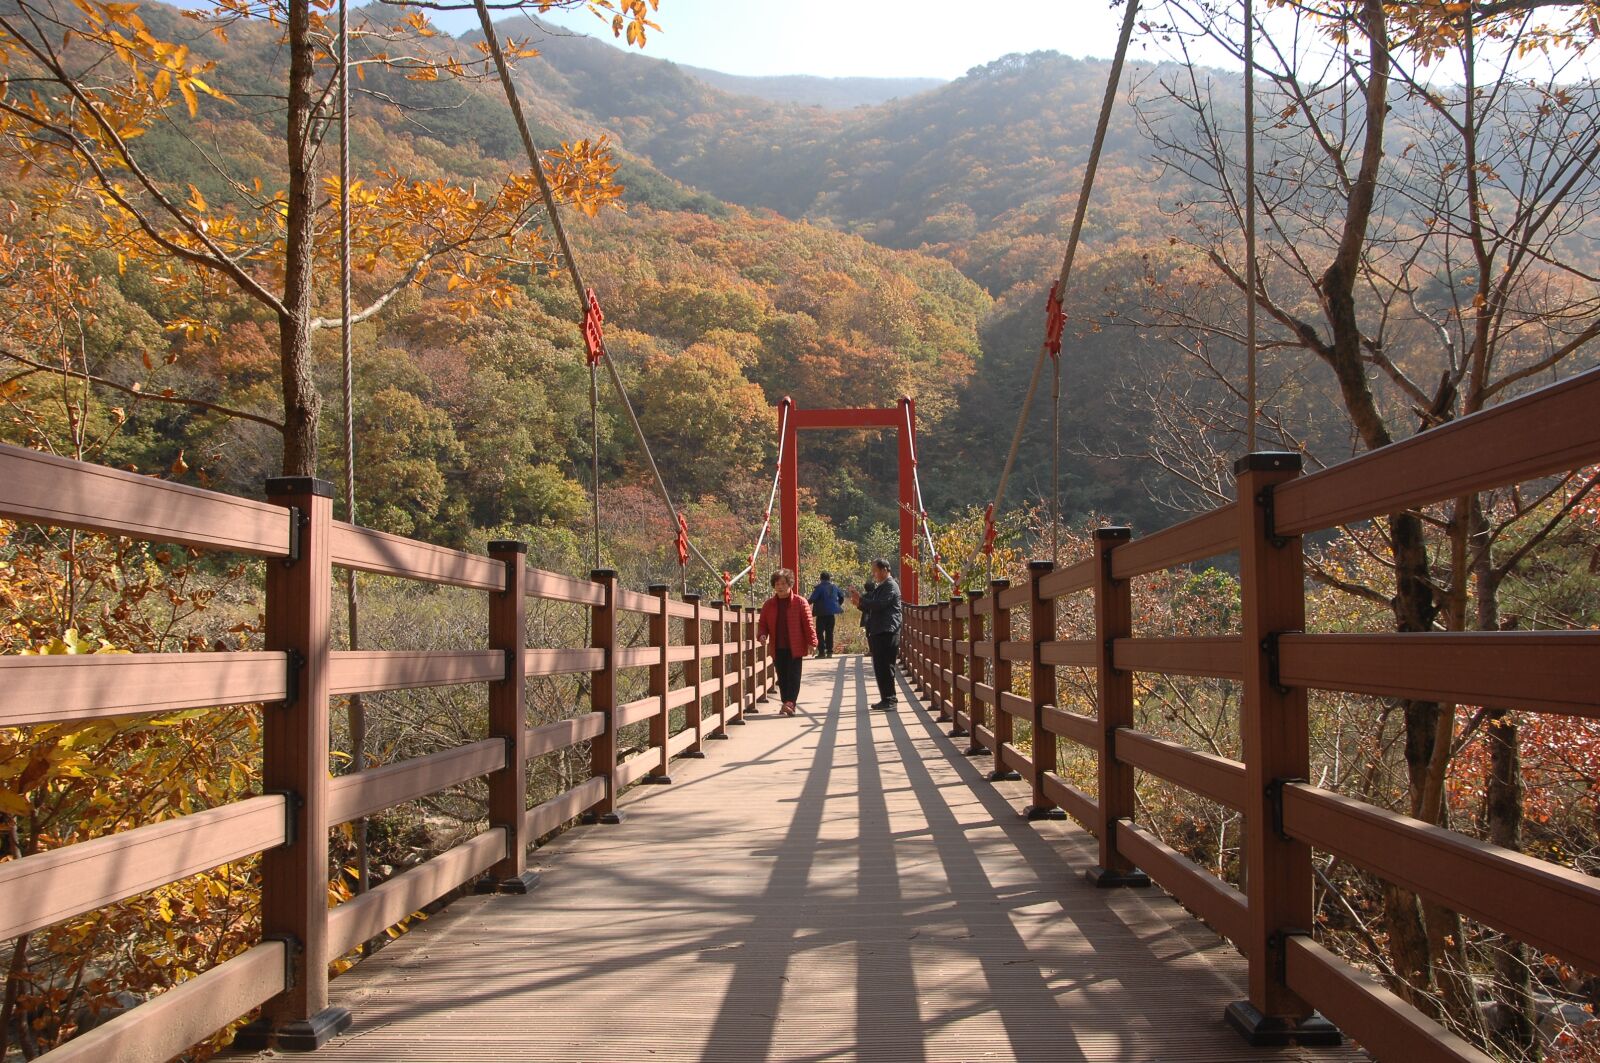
xmin=264 ymin=656 xmax=1362 ymax=1063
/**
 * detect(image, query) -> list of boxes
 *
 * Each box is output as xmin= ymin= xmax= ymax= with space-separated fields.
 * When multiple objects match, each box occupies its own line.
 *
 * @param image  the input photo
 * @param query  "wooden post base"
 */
xmin=235 ymin=1007 xmax=352 ymax=1052
xmin=1224 ymin=1001 xmax=1341 ymax=1047
xmin=476 ymin=870 xmax=541 ymax=895
xmin=1085 ymin=866 xmax=1151 ymax=889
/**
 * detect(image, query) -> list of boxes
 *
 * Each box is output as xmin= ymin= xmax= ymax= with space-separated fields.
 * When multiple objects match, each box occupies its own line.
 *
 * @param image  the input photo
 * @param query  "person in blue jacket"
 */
xmin=807 ymin=571 xmax=846 ymax=658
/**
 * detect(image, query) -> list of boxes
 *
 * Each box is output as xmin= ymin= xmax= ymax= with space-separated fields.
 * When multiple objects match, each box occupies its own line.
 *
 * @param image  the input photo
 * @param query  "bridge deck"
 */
xmin=269 ymin=657 xmax=1362 ymax=1062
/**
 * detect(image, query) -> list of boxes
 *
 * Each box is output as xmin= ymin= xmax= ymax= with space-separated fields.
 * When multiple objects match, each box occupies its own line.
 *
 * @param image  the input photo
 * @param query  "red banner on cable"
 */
xmin=1044 ymin=281 xmax=1065 ymax=361
xmin=675 ymin=513 xmax=689 ymax=567
xmin=582 ymin=288 xmax=605 ymax=366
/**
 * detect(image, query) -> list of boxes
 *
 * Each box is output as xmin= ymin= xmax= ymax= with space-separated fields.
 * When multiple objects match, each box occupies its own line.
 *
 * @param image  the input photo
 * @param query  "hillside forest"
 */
xmin=2 ymin=0 xmax=1600 ymax=1059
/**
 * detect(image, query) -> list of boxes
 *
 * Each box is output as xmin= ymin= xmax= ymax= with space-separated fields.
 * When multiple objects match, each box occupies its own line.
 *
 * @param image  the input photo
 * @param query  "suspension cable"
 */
xmin=957 ymin=0 xmax=1141 ymax=582
xmin=336 ymin=0 xmax=370 ymax=904
xmin=473 ymin=0 xmax=723 ymax=578
xmin=1243 ymin=0 xmax=1259 ymax=452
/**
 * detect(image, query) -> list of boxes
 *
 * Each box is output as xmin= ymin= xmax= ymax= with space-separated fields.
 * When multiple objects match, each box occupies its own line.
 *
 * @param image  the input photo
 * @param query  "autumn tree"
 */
xmin=1134 ymin=0 xmax=1600 ymax=1050
xmin=0 ymin=0 xmax=655 ymax=475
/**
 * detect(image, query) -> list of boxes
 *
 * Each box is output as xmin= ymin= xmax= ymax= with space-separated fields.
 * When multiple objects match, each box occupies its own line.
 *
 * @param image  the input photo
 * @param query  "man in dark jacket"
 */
xmin=851 ymin=559 xmax=902 ymax=710
xmin=808 ymin=571 xmax=845 ymax=658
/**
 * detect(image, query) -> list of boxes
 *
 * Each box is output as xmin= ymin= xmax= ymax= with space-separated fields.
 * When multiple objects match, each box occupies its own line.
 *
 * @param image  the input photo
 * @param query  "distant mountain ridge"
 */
xmin=491 ymin=29 xmax=1171 ymax=296
xmin=673 ymin=65 xmax=946 ymax=109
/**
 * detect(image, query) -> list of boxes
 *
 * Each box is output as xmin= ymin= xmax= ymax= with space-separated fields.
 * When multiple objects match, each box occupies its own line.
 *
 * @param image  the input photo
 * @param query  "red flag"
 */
xmin=1044 ymin=281 xmax=1065 ymax=361
xmin=582 ymin=288 xmax=605 ymax=366
xmin=721 ymin=571 xmax=733 ymax=606
xmin=981 ymin=503 xmax=998 ymax=557
xmin=675 ymin=513 xmax=689 ymax=567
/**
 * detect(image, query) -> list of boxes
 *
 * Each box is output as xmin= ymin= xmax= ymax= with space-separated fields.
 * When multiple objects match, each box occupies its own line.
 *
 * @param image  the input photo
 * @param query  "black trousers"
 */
xmin=868 ymin=632 xmax=900 ymax=703
xmin=775 ymin=648 xmax=803 ymax=702
xmin=815 ymin=613 xmax=836 ymax=656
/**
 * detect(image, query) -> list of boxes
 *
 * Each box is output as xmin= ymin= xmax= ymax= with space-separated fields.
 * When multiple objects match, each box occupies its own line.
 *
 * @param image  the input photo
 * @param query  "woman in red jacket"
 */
xmin=757 ymin=568 xmax=818 ymax=717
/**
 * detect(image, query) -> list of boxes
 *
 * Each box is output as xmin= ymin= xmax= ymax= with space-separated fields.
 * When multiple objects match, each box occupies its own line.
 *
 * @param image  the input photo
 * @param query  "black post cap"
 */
xmin=648 ymin=584 xmax=669 ymax=594
xmin=1233 ymin=451 xmax=1302 ymax=475
xmin=264 ymin=476 xmax=335 ymax=498
xmin=1028 ymin=559 xmax=1054 ymax=572
xmin=487 ymin=540 xmax=528 ymax=554
xmin=1094 ymin=526 xmax=1132 ymax=541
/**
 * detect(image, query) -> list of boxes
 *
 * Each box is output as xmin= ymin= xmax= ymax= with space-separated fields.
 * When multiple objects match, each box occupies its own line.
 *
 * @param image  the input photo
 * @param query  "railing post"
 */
xmin=712 ymin=603 xmax=738 ymax=727
xmin=923 ymin=607 xmax=935 ymax=701
xmin=683 ymin=594 xmax=710 ymax=750
xmin=644 ymin=584 xmax=672 ymax=784
xmin=587 ymin=568 xmax=623 ymax=824
xmin=744 ymin=606 xmax=757 ymax=714
xmin=239 ymin=477 xmax=351 ymax=1051
xmin=988 ymin=580 xmax=1021 ymax=782
xmin=938 ymin=601 xmax=955 ymax=722
xmin=964 ymin=590 xmax=988 ymax=757
xmin=736 ymin=605 xmax=755 ymax=714
xmin=1087 ymin=527 xmax=1148 ymax=887
xmin=484 ymin=540 xmax=537 ymax=892
xmin=723 ymin=605 xmax=739 ymax=724
xmin=914 ymin=608 xmax=930 ymax=697
xmin=730 ymin=606 xmax=747 ymax=721
xmin=948 ymin=595 xmax=969 ymax=738
xmin=1227 ymin=453 xmax=1338 ymax=1045
xmin=1024 ymin=560 xmax=1064 ymax=821
xmin=755 ymin=616 xmax=771 ymax=702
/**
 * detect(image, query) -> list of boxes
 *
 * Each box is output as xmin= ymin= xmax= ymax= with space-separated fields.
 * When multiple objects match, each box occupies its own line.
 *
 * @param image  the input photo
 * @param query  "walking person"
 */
xmin=808 ymin=570 xmax=845 ymax=658
xmin=757 ymin=568 xmax=817 ymax=717
xmin=851 ymin=559 xmax=902 ymax=710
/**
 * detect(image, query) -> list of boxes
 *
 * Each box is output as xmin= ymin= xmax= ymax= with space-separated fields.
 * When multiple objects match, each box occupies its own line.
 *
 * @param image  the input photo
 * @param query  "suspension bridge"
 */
xmin=2 ymin=0 xmax=1599 ymax=1059
xmin=2 ymin=365 xmax=1597 ymax=1062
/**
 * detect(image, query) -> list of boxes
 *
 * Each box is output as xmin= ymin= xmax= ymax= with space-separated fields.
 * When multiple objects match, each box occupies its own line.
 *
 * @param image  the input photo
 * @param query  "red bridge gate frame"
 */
xmin=777 ymin=396 xmax=920 ymax=607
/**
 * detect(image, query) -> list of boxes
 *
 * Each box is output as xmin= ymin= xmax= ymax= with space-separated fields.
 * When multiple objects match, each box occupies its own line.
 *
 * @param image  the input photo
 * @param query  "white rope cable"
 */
xmin=903 ymin=401 xmax=953 ymax=589
xmin=729 ymin=401 xmax=790 ymax=584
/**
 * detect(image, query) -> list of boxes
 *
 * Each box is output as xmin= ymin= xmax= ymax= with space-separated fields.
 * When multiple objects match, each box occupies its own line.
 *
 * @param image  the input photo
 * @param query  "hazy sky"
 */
xmin=428 ymin=0 xmax=1594 ymax=85
xmin=444 ymin=0 xmax=1180 ymax=80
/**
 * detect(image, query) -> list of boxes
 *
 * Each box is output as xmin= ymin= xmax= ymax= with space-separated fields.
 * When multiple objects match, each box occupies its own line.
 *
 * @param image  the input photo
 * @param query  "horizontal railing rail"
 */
xmin=903 ymin=367 xmax=1600 ymax=1061
xmin=0 ymin=456 xmax=776 ymax=1060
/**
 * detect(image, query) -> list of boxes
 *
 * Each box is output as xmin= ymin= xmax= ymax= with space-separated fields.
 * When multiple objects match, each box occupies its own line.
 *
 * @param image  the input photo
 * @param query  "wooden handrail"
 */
xmin=1 ymin=450 xmax=776 ymax=1058
xmin=0 ymin=442 xmax=292 ymax=556
xmin=902 ymin=368 xmax=1600 ymax=1058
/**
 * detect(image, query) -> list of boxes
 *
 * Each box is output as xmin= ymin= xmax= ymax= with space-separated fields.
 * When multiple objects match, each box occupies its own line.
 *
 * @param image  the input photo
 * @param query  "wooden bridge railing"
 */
xmin=904 ymin=369 xmax=1600 ymax=1063
xmin=0 ymin=454 xmax=775 ymax=1060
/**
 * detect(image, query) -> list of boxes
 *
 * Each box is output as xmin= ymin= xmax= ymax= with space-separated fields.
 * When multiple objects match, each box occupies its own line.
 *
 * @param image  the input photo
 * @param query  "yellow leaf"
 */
xmin=0 ymin=790 xmax=31 ymax=815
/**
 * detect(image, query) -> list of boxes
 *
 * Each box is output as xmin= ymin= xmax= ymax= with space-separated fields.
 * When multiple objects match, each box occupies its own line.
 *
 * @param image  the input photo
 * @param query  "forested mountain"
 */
xmin=673 ymin=66 xmax=945 ymax=109
xmin=0 ymin=2 xmax=1002 ymax=569
xmin=481 ymin=18 xmax=1202 ymax=531
xmin=13 ymin=1 xmax=1589 ymax=558
xmin=499 ymin=21 xmax=1169 ymax=277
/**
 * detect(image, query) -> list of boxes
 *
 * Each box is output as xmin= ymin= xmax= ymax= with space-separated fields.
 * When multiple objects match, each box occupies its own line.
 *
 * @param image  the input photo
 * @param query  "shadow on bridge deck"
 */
xmin=252 ymin=657 xmax=1364 ymax=1062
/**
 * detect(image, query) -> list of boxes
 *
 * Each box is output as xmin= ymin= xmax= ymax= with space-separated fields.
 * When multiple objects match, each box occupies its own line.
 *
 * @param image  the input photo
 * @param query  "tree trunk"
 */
xmin=1474 ymin=503 xmax=1538 ymax=1059
xmin=279 ymin=0 xmax=321 ymax=477
xmin=1312 ymin=0 xmax=1455 ymax=1010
